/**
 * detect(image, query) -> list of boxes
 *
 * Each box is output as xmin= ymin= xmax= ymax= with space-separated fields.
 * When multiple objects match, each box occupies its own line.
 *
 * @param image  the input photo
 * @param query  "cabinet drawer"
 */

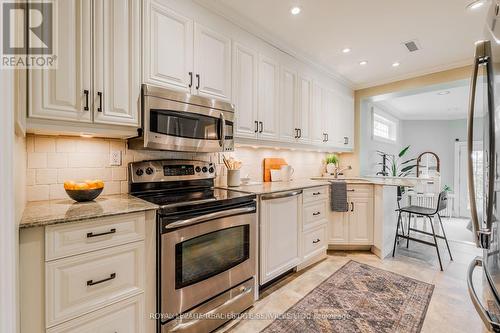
xmin=346 ymin=184 xmax=373 ymax=197
xmin=46 ymin=295 xmax=144 ymax=333
xmin=46 ymin=242 xmax=145 ymax=327
xmin=303 ymin=186 xmax=328 ymax=203
xmin=303 ymin=201 xmax=327 ymax=230
xmin=45 ymin=212 xmax=145 ymax=261
xmin=302 ymin=225 xmax=327 ymax=261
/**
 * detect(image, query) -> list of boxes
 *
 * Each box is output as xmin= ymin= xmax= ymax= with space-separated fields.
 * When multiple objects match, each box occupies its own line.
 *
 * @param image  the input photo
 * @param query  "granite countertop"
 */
xmin=20 ymin=194 xmax=159 ymax=228
xmin=217 ymin=179 xmax=330 ymax=195
xmin=310 ymin=176 xmax=418 ymax=187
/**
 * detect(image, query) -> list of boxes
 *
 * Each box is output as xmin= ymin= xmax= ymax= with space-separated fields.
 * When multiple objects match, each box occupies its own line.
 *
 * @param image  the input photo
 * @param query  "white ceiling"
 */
xmin=199 ymin=0 xmax=487 ymax=88
xmin=374 ymin=84 xmax=471 ymax=120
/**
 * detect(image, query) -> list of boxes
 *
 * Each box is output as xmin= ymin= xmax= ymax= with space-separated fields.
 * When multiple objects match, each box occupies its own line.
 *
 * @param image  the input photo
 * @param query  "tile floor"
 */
xmin=221 ymin=239 xmax=488 ymax=333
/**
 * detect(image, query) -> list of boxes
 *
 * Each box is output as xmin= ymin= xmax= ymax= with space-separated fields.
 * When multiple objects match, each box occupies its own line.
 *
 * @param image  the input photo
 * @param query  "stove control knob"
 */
xmin=145 ymin=167 xmax=154 ymax=175
xmin=202 ymin=167 xmax=208 ymax=173
xmin=209 ymin=167 xmax=214 ymax=173
xmin=195 ymin=166 xmax=201 ymax=173
xmin=135 ymin=168 xmax=144 ymax=176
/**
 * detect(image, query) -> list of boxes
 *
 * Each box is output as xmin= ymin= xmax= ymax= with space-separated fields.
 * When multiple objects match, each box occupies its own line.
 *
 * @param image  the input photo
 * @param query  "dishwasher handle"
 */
xmin=261 ymin=190 xmax=302 ymax=201
xmin=467 ymin=256 xmax=500 ymax=332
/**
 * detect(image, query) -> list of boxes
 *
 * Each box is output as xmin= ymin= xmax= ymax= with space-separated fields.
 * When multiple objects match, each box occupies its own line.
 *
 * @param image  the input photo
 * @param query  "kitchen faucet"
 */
xmin=333 ymin=165 xmax=352 ymax=179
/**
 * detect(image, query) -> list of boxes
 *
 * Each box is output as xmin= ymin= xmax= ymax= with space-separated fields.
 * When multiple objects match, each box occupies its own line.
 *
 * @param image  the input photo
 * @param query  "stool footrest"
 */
xmin=408 ymin=227 xmax=446 ymax=240
xmin=395 ymin=233 xmax=437 ymax=247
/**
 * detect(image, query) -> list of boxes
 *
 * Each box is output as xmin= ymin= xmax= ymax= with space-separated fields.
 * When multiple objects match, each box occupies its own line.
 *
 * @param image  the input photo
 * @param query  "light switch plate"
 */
xmin=110 ymin=151 xmax=122 ymax=166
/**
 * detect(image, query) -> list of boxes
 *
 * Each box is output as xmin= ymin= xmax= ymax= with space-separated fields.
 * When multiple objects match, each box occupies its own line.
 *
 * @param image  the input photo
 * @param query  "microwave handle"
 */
xmin=220 ymin=112 xmax=226 ymax=148
xmin=164 ymin=206 xmax=256 ymax=230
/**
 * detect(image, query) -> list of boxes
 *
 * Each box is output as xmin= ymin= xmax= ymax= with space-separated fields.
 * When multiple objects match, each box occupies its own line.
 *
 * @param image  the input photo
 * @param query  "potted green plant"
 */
xmin=325 ymin=154 xmax=339 ymax=174
xmin=377 ymin=146 xmax=417 ymax=177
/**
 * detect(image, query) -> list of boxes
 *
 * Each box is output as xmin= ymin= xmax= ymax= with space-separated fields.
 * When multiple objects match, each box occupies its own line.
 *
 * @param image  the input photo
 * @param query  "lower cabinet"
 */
xmin=328 ymin=184 xmax=374 ymax=246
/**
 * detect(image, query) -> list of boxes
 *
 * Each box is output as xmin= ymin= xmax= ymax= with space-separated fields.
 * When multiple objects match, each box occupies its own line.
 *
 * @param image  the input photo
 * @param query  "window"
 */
xmin=372 ymin=110 xmax=397 ymax=142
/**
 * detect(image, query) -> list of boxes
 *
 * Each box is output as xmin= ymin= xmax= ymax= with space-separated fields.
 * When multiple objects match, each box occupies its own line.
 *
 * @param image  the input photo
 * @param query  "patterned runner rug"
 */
xmin=261 ymin=260 xmax=434 ymax=333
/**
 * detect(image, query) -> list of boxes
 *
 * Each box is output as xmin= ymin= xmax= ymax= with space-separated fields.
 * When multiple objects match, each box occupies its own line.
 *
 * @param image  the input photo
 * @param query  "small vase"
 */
xmin=326 ymin=163 xmax=336 ymax=175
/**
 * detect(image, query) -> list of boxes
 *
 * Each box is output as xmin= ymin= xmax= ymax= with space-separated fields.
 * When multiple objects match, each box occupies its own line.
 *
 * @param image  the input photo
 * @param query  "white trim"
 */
xmin=454 ymin=140 xmax=482 ymax=218
xmin=371 ymin=106 xmax=399 ymax=145
xmin=0 ymin=68 xmax=18 ymax=333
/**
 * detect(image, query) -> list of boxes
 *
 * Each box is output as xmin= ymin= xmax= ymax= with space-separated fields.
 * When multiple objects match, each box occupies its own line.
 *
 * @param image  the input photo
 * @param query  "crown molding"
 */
xmin=193 ymin=0 xmax=355 ymax=89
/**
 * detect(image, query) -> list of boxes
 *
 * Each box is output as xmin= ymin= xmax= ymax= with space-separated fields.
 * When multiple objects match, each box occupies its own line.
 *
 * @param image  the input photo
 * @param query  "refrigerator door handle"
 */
xmin=468 ymin=40 xmax=495 ymax=249
xmin=467 ymin=257 xmax=500 ymax=332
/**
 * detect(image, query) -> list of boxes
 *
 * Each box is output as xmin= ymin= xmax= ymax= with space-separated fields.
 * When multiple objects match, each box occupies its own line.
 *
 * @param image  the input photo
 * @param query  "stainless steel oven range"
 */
xmin=128 ymin=84 xmax=234 ymax=153
xmin=129 ymin=160 xmax=256 ymax=333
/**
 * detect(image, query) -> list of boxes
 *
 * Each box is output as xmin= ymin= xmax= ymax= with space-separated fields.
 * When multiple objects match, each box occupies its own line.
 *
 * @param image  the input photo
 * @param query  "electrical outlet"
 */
xmin=110 ymin=151 xmax=122 ymax=166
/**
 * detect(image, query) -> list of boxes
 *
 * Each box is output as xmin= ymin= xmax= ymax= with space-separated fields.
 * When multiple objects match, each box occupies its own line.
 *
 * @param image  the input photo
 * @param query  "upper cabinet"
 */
xmin=279 ymin=66 xmax=297 ymax=142
xmin=257 ymin=55 xmax=280 ymax=141
xmin=28 ymin=0 xmax=140 ymax=131
xmin=143 ymin=2 xmax=193 ymax=92
xmin=28 ymin=0 xmax=93 ymax=123
xmin=297 ymin=75 xmax=312 ymax=143
xmin=143 ymin=1 xmax=231 ymax=101
xmin=93 ymin=0 xmax=141 ymax=126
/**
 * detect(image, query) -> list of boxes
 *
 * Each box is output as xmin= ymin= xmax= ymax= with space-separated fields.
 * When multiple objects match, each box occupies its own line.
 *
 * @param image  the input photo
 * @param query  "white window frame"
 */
xmin=372 ymin=106 xmax=398 ymax=144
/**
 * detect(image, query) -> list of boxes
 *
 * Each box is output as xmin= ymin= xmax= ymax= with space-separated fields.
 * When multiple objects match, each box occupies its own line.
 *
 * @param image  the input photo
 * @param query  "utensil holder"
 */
xmin=227 ymin=170 xmax=241 ymax=187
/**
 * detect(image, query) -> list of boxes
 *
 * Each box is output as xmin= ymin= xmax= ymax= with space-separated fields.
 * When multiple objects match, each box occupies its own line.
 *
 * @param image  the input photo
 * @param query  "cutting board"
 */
xmin=263 ymin=158 xmax=287 ymax=182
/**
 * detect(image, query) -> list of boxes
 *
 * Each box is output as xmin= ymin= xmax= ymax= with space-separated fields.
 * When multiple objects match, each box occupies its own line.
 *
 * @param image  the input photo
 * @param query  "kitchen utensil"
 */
xmin=227 ymin=169 xmax=241 ymax=187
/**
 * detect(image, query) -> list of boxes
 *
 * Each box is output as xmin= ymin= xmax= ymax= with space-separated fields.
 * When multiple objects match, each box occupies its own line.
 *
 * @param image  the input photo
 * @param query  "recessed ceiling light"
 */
xmin=342 ymin=48 xmax=351 ymax=53
xmin=290 ymin=6 xmax=301 ymax=15
xmin=392 ymin=62 xmax=400 ymax=67
xmin=438 ymin=91 xmax=450 ymax=95
xmin=467 ymin=0 xmax=485 ymax=10
xmin=359 ymin=60 xmax=368 ymax=66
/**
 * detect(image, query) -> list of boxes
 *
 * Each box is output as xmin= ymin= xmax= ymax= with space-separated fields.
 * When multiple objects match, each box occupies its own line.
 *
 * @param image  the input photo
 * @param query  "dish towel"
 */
xmin=330 ymin=181 xmax=348 ymax=212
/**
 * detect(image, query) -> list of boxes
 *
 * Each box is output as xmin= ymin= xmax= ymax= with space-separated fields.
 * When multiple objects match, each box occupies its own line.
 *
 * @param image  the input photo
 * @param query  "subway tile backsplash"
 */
xmin=25 ymin=134 xmax=333 ymax=202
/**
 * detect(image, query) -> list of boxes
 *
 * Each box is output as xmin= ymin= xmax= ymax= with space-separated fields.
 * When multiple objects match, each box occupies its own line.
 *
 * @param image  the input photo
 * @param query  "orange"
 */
xmin=64 ymin=181 xmax=76 ymax=190
xmin=74 ymin=182 xmax=89 ymax=191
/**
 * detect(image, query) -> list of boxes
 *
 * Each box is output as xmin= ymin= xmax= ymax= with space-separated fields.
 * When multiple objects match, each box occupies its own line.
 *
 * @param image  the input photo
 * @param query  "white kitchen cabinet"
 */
xmin=233 ymin=43 xmax=259 ymax=138
xmin=297 ymin=75 xmax=312 ymax=143
xmin=258 ymin=55 xmax=280 ymax=141
xmin=330 ymin=92 xmax=354 ymax=149
xmin=328 ymin=184 xmax=374 ymax=246
xmin=279 ymin=67 xmax=297 ymax=142
xmin=29 ymin=0 xmax=140 ymax=129
xmin=93 ymin=0 xmax=140 ymax=126
xmin=28 ymin=0 xmax=92 ymax=123
xmin=143 ymin=1 xmax=231 ymax=101
xmin=260 ymin=191 xmax=301 ymax=284
xmin=323 ymin=88 xmax=336 ymax=148
xmin=194 ymin=23 xmax=232 ymax=101
xmin=310 ymin=82 xmax=325 ymax=145
xmin=143 ymin=0 xmax=193 ymax=93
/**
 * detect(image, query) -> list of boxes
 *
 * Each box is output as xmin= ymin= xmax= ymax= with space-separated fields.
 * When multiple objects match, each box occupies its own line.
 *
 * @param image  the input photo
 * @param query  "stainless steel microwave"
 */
xmin=128 ymin=84 xmax=234 ymax=152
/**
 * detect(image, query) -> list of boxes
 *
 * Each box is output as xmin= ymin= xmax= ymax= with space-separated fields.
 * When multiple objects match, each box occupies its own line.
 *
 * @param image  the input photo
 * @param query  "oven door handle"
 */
xmin=467 ymin=256 xmax=500 ymax=331
xmin=164 ymin=206 xmax=256 ymax=230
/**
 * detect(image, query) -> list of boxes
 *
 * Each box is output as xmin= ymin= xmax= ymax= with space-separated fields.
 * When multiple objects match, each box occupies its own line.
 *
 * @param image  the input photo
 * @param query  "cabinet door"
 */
xmin=28 ymin=0 xmax=92 ymax=123
xmin=279 ymin=67 xmax=297 ymax=142
xmin=258 ymin=55 xmax=280 ymax=140
xmin=348 ymin=196 xmax=374 ymax=245
xmin=327 ymin=211 xmax=349 ymax=245
xmin=260 ymin=194 xmax=301 ymax=284
xmin=329 ymin=92 xmax=354 ymax=149
xmin=233 ymin=43 xmax=258 ymax=138
xmin=323 ymin=88 xmax=336 ymax=147
xmin=194 ymin=23 xmax=231 ymax=101
xmin=297 ymin=75 xmax=312 ymax=143
xmin=310 ymin=82 xmax=325 ymax=144
xmin=94 ymin=0 xmax=141 ymax=126
xmin=143 ymin=0 xmax=193 ymax=93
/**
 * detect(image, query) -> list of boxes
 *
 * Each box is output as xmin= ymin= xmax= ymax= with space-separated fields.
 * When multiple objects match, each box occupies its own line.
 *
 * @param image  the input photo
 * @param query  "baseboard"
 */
xmin=328 ymin=244 xmax=372 ymax=251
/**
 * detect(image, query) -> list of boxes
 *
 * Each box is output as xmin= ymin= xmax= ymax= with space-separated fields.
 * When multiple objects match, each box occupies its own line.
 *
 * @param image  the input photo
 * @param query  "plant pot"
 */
xmin=326 ymin=163 xmax=336 ymax=175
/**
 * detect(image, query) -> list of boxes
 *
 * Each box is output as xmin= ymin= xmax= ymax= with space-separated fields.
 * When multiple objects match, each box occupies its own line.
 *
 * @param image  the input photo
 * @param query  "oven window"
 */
xmin=175 ymin=225 xmax=249 ymax=289
xmin=150 ymin=109 xmax=220 ymax=140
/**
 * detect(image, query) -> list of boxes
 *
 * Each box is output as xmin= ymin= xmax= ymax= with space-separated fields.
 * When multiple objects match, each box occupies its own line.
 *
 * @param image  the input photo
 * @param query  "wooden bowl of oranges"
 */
xmin=64 ymin=180 xmax=104 ymax=202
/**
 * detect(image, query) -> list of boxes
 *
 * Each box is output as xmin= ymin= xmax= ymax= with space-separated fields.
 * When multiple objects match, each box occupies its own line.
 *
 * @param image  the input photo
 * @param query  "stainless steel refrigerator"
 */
xmin=468 ymin=1 xmax=500 ymax=331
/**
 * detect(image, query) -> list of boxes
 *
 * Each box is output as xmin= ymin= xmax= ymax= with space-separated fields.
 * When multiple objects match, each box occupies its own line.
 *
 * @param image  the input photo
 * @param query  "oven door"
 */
xmin=144 ymin=95 xmax=234 ymax=153
xmin=160 ymin=202 xmax=256 ymax=320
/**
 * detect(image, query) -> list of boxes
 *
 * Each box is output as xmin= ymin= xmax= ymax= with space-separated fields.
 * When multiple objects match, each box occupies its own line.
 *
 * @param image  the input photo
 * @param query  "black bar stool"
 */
xmin=392 ymin=190 xmax=453 ymax=271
